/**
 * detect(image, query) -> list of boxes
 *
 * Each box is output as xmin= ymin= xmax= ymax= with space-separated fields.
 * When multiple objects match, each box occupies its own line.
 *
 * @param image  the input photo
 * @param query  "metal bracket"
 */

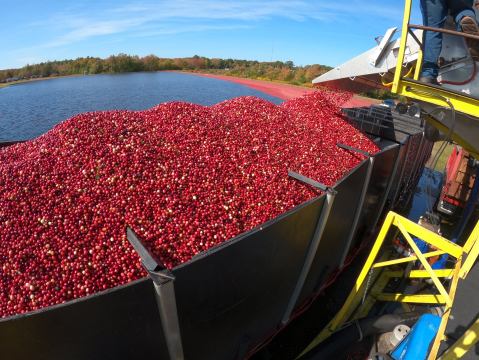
xmin=407 ymin=28 xmax=423 ymax=49
xmin=337 ymin=143 xmax=372 ymax=158
xmin=371 ymin=146 xmax=402 ymax=231
xmin=126 ymin=227 xmax=185 ymax=360
xmin=288 ymin=170 xmax=329 ymax=192
xmin=369 ymin=27 xmax=397 ymax=67
xmin=282 ymin=172 xmax=336 ymax=324
xmin=336 ymin=145 xmax=375 ymax=266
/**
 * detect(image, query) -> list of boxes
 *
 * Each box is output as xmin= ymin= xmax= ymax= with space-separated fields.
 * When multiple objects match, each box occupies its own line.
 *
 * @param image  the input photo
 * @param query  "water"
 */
xmin=407 ymin=167 xmax=444 ymax=222
xmin=0 ymin=72 xmax=281 ymax=141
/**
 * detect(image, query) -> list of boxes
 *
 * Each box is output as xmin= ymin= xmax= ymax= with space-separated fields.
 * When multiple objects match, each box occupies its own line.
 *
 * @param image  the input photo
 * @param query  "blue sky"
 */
xmin=1 ymin=0 xmax=422 ymax=70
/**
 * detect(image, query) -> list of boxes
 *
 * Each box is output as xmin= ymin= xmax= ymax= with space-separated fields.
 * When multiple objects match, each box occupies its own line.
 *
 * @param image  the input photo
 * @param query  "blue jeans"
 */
xmin=420 ymin=0 xmax=476 ymax=78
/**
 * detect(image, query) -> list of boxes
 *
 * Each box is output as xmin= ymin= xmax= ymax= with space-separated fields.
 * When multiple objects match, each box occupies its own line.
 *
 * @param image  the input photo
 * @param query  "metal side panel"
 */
xmin=295 ymin=160 xmax=370 ymax=307
xmin=388 ymin=140 xmax=411 ymax=207
xmin=0 ymin=278 xmax=169 ymax=360
xmin=395 ymin=133 xmax=424 ymax=209
xmin=171 ymin=196 xmax=326 ymax=360
xmin=355 ymin=142 xmax=401 ymax=244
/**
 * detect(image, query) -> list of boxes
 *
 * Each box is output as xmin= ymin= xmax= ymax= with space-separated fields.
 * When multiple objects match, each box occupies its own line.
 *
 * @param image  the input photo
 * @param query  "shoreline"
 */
xmin=0 ymin=74 xmax=85 ymax=88
xmin=180 ymin=71 xmax=315 ymax=100
xmin=180 ymin=71 xmax=379 ymax=107
xmin=0 ymin=70 xmax=379 ymax=108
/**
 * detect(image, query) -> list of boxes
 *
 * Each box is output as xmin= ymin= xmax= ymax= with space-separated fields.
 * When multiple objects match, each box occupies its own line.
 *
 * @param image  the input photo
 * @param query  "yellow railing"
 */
xmin=392 ymin=0 xmax=479 ymax=130
xmin=300 ymin=211 xmax=479 ymax=359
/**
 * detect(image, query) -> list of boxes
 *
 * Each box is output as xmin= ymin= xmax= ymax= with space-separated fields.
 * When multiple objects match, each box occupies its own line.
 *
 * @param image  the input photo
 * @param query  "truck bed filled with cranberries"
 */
xmin=0 ymin=91 xmax=379 ymax=318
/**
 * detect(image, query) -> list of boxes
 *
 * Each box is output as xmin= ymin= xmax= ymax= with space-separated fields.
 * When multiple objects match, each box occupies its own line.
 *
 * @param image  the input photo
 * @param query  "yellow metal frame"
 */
xmin=392 ymin=0 xmax=420 ymax=91
xmin=392 ymin=0 xmax=479 ymax=155
xmin=300 ymin=211 xmax=479 ymax=359
xmin=439 ymin=316 xmax=479 ymax=359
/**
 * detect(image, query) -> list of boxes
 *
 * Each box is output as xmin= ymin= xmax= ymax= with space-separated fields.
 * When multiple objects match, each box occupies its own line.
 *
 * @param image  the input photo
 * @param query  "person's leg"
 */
xmin=420 ymin=0 xmax=448 ymax=79
xmin=448 ymin=0 xmax=479 ymax=57
xmin=447 ymin=0 xmax=476 ymax=26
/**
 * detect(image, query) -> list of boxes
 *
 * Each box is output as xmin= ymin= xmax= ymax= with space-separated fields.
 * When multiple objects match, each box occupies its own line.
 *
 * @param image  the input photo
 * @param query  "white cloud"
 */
xmin=28 ymin=0 xmax=403 ymax=49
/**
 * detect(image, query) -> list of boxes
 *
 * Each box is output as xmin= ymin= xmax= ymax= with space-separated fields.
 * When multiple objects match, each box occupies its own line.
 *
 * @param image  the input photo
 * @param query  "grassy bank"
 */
xmin=426 ymin=141 xmax=454 ymax=171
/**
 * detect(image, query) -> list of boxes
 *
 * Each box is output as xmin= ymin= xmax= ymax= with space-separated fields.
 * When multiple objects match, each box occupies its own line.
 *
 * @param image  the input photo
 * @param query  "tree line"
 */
xmin=0 ymin=54 xmax=332 ymax=87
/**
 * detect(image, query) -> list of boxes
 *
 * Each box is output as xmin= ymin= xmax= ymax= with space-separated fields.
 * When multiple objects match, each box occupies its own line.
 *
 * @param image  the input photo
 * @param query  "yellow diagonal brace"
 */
xmin=355 ymin=269 xmax=390 ymax=319
xmin=413 ymin=50 xmax=423 ymax=80
xmin=384 ymin=269 xmax=454 ymax=278
xmin=298 ymin=212 xmax=396 ymax=356
xmin=328 ymin=212 xmax=395 ymax=330
xmin=393 ymin=214 xmax=463 ymax=259
xmin=439 ymin=316 xmax=479 ymax=360
xmin=373 ymin=250 xmax=445 ymax=268
xmin=397 ymin=221 xmax=452 ymax=306
xmin=460 ymin=222 xmax=479 ymax=279
xmin=376 ymin=293 xmax=446 ymax=304
xmin=428 ymin=258 xmax=462 ymax=360
xmin=463 ymin=220 xmax=479 ymax=254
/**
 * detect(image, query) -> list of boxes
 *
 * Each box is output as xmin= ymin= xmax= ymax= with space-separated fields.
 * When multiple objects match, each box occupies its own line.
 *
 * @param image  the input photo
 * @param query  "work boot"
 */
xmin=419 ymin=76 xmax=439 ymax=85
xmin=460 ymin=16 xmax=479 ymax=58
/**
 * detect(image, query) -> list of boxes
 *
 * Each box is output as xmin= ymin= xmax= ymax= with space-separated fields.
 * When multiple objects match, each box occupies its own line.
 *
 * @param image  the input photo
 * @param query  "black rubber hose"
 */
xmin=298 ymin=312 xmax=420 ymax=360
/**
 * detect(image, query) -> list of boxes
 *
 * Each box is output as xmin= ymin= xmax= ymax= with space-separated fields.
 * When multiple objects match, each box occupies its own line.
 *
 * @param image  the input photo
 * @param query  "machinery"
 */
xmin=313 ymin=0 xmax=479 ymax=158
xmin=438 ymin=146 xmax=477 ymax=216
xmin=301 ymin=0 xmax=479 ymax=359
xmin=0 ymin=1 xmax=478 ymax=360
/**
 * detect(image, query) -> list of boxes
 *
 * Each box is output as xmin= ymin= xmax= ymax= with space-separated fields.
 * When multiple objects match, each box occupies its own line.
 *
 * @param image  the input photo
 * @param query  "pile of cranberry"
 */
xmin=0 ymin=91 xmax=378 ymax=318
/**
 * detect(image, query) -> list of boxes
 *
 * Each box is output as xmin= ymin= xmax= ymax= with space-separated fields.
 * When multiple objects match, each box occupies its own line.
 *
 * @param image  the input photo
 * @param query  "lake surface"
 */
xmin=0 ymin=72 xmax=281 ymax=141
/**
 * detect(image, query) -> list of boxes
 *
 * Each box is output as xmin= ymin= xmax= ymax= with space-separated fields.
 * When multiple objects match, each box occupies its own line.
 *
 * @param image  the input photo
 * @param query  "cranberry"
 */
xmin=0 ymin=91 xmax=378 ymax=318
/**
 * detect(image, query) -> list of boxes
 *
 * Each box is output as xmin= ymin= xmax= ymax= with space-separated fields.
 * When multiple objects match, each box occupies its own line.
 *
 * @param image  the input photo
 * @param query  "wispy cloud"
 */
xmin=28 ymin=0 xmax=403 ymax=49
xmin=130 ymin=24 xmax=253 ymax=38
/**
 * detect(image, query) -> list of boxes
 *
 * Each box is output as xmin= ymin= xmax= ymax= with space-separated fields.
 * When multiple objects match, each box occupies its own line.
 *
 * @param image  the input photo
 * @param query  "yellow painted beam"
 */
xmin=396 ymin=80 xmax=479 ymax=122
xmin=355 ymin=270 xmax=390 ymax=319
xmin=392 ymin=0 xmax=413 ymax=93
xmin=439 ymin=316 xmax=479 ymax=360
xmin=397 ymin=221 xmax=452 ymax=306
xmin=376 ymin=293 xmax=446 ymax=304
xmin=384 ymin=269 xmax=454 ymax=278
xmin=298 ymin=212 xmax=396 ymax=356
xmin=463 ymin=220 xmax=479 ymax=254
xmin=414 ymin=50 xmax=423 ymax=80
xmin=373 ymin=250 xmax=445 ymax=268
xmin=460 ymin=224 xmax=479 ymax=279
xmin=393 ymin=214 xmax=463 ymax=259
xmin=428 ymin=258 xmax=462 ymax=360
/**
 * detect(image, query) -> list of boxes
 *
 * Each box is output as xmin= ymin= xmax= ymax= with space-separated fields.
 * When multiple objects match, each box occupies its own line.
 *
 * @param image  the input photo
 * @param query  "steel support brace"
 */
xmin=287 ymin=170 xmax=328 ymax=192
xmin=336 ymin=143 xmax=371 ymax=158
xmin=391 ymin=140 xmax=411 ymax=206
xmin=281 ymin=173 xmax=336 ymax=324
xmin=371 ymin=145 xmax=401 ymax=231
xmin=126 ymin=227 xmax=185 ymax=360
xmin=404 ymin=133 xmax=427 ymax=206
xmin=340 ymin=154 xmax=374 ymax=266
xmin=406 ymin=133 xmax=425 ymax=191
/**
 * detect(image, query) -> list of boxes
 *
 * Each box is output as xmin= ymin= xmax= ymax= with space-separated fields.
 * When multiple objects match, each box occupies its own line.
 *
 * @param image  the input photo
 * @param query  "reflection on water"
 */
xmin=0 ymin=72 xmax=281 ymax=141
